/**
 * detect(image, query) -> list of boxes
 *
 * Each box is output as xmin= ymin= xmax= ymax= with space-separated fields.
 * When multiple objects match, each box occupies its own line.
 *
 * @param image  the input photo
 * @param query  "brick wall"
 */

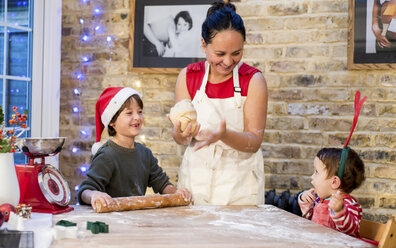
xmin=60 ymin=0 xmax=396 ymax=222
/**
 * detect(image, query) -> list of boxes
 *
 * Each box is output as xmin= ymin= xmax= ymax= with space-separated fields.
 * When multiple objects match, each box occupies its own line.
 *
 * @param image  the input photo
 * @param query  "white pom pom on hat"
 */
xmin=92 ymin=87 xmax=142 ymax=155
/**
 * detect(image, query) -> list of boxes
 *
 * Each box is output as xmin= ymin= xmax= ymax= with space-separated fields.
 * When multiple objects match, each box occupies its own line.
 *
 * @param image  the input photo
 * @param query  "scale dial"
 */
xmin=38 ymin=166 xmax=71 ymax=206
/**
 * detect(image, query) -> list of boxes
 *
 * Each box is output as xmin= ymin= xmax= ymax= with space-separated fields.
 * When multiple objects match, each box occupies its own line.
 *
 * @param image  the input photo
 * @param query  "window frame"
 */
xmin=31 ymin=0 xmax=61 ymax=139
xmin=30 ymin=0 xmax=62 ymax=167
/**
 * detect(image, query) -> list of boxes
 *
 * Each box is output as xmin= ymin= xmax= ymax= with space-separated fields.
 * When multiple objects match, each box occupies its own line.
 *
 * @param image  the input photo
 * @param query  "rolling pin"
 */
xmin=94 ymin=194 xmax=191 ymax=213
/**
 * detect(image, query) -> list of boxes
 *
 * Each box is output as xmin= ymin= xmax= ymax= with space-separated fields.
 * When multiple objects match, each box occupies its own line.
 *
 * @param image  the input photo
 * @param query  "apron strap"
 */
xmin=233 ymin=63 xmax=242 ymax=108
xmin=197 ymin=62 xmax=210 ymax=103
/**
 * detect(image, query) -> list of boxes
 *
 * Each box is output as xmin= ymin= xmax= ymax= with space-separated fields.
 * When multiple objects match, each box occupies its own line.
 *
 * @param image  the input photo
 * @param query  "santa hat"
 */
xmin=91 ymin=87 xmax=142 ymax=154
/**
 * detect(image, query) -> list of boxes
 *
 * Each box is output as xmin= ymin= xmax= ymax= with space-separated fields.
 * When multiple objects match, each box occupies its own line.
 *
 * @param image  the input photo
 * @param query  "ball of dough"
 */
xmin=169 ymin=99 xmax=197 ymax=132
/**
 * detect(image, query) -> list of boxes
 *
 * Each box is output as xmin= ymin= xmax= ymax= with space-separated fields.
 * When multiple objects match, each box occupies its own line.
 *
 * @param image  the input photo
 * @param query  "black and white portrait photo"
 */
xmin=143 ymin=5 xmax=207 ymax=58
xmin=131 ymin=0 xmax=212 ymax=72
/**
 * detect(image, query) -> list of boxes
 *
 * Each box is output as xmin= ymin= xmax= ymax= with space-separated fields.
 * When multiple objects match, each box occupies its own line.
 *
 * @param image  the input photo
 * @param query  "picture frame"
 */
xmin=348 ymin=0 xmax=396 ymax=69
xmin=129 ymin=0 xmax=212 ymax=73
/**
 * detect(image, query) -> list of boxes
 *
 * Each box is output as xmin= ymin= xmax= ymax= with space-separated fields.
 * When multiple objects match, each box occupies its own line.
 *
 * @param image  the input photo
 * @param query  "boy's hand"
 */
xmin=329 ymin=190 xmax=344 ymax=215
xmin=175 ymin=188 xmax=192 ymax=203
xmin=91 ymin=191 xmax=114 ymax=211
xmin=300 ymin=188 xmax=316 ymax=204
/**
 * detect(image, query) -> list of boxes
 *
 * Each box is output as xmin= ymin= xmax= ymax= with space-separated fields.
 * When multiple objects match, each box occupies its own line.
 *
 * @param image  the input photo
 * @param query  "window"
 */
xmin=0 ymin=0 xmax=61 ymax=164
xmin=0 ymin=0 xmax=33 ymax=163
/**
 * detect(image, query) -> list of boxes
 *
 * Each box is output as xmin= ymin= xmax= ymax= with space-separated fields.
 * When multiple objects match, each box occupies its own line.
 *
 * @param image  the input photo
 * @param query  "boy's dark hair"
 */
xmin=201 ymin=0 xmax=246 ymax=44
xmin=316 ymin=148 xmax=365 ymax=194
xmin=108 ymin=94 xmax=143 ymax=136
xmin=174 ymin=11 xmax=193 ymax=30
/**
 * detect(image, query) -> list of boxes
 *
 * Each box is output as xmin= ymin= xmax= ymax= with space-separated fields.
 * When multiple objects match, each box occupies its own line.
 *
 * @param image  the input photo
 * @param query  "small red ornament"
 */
xmin=0 ymin=203 xmax=16 ymax=222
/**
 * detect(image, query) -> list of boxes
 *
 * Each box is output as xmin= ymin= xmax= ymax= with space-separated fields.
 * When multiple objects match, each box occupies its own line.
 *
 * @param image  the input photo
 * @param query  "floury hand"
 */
xmin=194 ymin=119 xmax=226 ymax=151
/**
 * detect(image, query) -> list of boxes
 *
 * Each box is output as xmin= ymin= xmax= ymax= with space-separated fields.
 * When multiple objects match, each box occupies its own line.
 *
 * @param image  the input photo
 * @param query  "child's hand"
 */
xmin=175 ymin=188 xmax=192 ymax=203
xmin=91 ymin=191 xmax=114 ymax=211
xmin=329 ymin=190 xmax=344 ymax=215
xmin=301 ymin=188 xmax=316 ymax=204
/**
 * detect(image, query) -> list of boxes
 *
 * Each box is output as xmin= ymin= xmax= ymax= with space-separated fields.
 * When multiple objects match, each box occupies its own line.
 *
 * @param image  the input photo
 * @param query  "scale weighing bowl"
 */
xmin=15 ymin=137 xmax=66 ymax=157
xmin=14 ymin=137 xmax=74 ymax=214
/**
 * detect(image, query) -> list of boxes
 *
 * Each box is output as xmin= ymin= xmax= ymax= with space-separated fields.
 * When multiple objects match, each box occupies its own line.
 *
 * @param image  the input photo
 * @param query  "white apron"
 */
xmin=178 ymin=62 xmax=264 ymax=205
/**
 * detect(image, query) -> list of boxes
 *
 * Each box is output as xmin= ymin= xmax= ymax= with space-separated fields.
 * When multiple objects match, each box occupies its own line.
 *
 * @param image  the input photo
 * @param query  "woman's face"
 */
xmin=202 ymin=29 xmax=244 ymax=78
xmin=176 ymin=17 xmax=190 ymax=35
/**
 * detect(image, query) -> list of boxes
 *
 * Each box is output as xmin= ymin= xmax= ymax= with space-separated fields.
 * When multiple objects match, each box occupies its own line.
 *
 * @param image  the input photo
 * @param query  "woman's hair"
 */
xmin=316 ymin=148 xmax=366 ymax=194
xmin=108 ymin=94 xmax=143 ymax=136
xmin=201 ymin=0 xmax=246 ymax=44
xmin=174 ymin=11 xmax=193 ymax=30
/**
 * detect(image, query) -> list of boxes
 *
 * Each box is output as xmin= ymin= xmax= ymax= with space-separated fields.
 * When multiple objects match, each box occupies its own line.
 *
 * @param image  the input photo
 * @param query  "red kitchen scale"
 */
xmin=14 ymin=137 xmax=74 ymax=214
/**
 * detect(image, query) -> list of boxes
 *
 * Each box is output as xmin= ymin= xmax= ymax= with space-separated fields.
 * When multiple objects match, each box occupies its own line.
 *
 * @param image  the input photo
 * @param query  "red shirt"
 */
xmin=299 ymin=193 xmax=363 ymax=238
xmin=186 ymin=61 xmax=260 ymax=100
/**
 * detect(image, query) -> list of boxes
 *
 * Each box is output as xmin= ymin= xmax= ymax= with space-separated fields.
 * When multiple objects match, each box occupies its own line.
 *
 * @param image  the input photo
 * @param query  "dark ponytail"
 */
xmin=206 ymin=1 xmax=236 ymax=17
xmin=202 ymin=0 xmax=246 ymax=44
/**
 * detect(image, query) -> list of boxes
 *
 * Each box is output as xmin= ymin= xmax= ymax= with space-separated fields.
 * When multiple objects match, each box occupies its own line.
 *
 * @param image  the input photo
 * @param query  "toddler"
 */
xmin=299 ymin=147 xmax=365 ymax=237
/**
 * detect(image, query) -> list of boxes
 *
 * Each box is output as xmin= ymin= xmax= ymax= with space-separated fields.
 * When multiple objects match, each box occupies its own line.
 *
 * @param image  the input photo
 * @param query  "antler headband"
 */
xmin=338 ymin=91 xmax=367 ymax=180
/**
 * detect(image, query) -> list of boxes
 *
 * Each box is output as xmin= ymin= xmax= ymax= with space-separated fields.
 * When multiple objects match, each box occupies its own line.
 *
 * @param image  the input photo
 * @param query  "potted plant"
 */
xmin=0 ymin=106 xmax=28 ymax=206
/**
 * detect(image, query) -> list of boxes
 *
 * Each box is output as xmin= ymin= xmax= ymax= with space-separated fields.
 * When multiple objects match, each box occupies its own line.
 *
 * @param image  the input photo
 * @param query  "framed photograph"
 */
xmin=129 ymin=0 xmax=212 ymax=73
xmin=348 ymin=0 xmax=396 ymax=69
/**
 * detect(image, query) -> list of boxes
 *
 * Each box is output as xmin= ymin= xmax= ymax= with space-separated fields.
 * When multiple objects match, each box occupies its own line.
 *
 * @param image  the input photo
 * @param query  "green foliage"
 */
xmin=0 ymin=106 xmax=28 ymax=153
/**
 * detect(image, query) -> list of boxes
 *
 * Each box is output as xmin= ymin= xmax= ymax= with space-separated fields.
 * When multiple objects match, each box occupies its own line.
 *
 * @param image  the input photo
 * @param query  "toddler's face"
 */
xmin=311 ymin=157 xmax=333 ymax=199
xmin=112 ymin=98 xmax=143 ymax=139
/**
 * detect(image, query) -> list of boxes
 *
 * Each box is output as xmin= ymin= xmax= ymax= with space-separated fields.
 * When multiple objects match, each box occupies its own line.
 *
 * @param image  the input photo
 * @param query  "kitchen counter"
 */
xmin=51 ymin=204 xmax=372 ymax=248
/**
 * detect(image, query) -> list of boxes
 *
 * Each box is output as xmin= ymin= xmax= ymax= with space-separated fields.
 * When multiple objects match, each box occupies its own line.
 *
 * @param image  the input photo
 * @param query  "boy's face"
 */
xmin=311 ymin=157 xmax=334 ymax=199
xmin=111 ymin=98 xmax=143 ymax=139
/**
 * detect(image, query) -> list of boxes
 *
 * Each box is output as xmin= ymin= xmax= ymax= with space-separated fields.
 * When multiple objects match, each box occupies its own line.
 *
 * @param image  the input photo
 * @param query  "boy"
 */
xmin=299 ymin=147 xmax=366 ymax=238
xmin=77 ymin=87 xmax=191 ymax=210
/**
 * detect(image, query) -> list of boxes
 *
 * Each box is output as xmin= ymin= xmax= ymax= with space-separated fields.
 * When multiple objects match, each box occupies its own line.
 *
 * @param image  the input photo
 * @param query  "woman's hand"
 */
xmin=193 ymin=119 xmax=226 ymax=151
xmin=90 ymin=191 xmax=114 ymax=211
xmin=372 ymin=23 xmax=391 ymax=48
xmin=377 ymin=35 xmax=391 ymax=48
xmin=168 ymin=114 xmax=200 ymax=145
xmin=154 ymin=42 xmax=165 ymax=56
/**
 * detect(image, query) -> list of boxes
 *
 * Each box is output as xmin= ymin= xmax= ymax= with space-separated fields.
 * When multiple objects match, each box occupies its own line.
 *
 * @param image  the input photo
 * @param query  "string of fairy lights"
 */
xmin=70 ymin=0 xmax=146 ymax=197
xmin=72 ymin=0 xmax=114 ymax=193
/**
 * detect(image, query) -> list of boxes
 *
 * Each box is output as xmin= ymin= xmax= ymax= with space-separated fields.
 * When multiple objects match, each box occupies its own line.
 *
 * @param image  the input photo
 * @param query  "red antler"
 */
xmin=344 ymin=91 xmax=367 ymax=148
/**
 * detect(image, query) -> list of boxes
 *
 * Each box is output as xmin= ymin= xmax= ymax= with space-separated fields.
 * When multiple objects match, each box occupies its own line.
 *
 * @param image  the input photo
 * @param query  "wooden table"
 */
xmin=51 ymin=205 xmax=372 ymax=248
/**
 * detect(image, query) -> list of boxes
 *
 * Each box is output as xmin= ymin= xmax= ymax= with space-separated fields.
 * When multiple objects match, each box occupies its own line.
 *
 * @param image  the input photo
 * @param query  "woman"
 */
xmin=171 ymin=1 xmax=268 ymax=205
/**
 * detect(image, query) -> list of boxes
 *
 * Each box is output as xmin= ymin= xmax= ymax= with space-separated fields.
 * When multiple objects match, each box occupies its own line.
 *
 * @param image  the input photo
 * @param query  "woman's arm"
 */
xmin=372 ymin=0 xmax=381 ymax=36
xmin=171 ymin=68 xmax=200 ymax=145
xmin=194 ymin=72 xmax=268 ymax=153
xmin=224 ymin=72 xmax=267 ymax=152
xmin=372 ymin=0 xmax=391 ymax=48
xmin=167 ymin=21 xmax=177 ymax=49
xmin=144 ymin=23 xmax=165 ymax=56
